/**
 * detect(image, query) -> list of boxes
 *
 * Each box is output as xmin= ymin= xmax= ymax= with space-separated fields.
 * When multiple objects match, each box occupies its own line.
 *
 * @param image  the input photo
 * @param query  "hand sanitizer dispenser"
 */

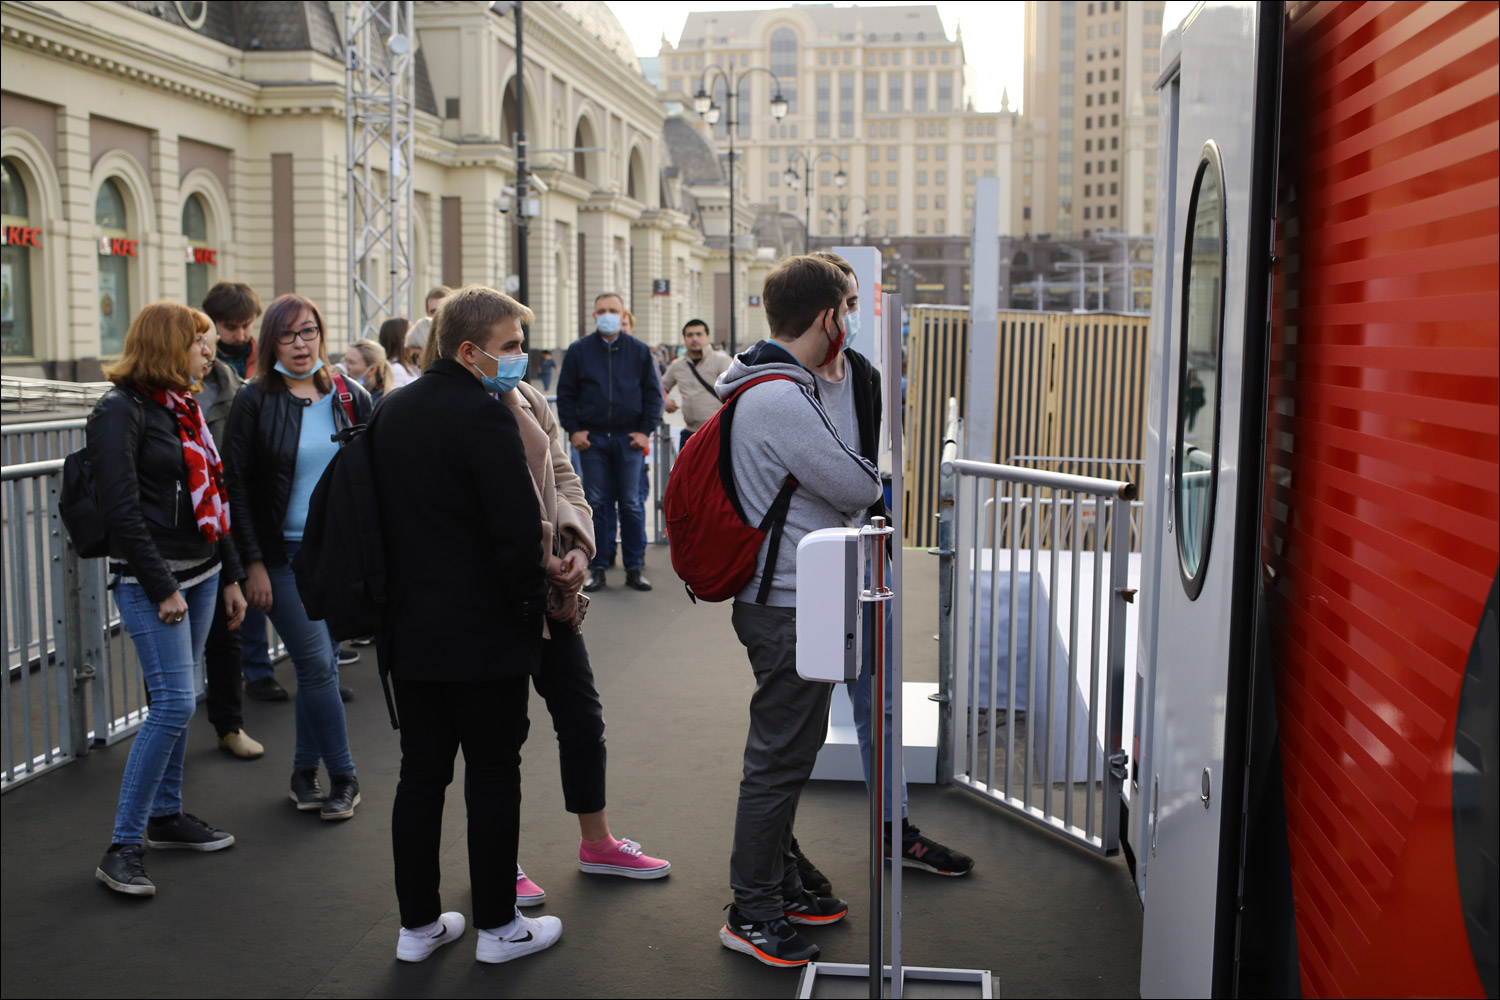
xmin=796 ymin=527 xmax=862 ymax=682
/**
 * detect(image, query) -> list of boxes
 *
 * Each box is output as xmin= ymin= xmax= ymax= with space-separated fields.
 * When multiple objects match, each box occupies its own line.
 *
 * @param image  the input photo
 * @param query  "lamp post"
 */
xmin=694 ymin=67 xmax=788 ymax=355
xmin=828 ymin=193 xmax=870 ymax=242
xmin=783 ymin=149 xmax=844 ymax=253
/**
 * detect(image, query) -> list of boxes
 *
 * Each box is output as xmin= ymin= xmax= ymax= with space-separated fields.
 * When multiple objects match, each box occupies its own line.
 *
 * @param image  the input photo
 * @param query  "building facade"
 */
xmin=1020 ymin=0 xmax=1167 ymax=239
xmin=656 ymin=5 xmax=1020 ymax=248
xmin=1 ymin=0 xmax=713 ymax=378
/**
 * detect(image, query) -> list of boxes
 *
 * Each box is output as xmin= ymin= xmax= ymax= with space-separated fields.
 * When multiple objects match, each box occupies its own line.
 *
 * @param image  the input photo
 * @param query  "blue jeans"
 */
xmin=111 ymin=574 xmax=219 ymax=845
xmin=266 ymin=542 xmax=355 ymax=774
xmin=846 ymin=573 xmax=909 ymax=821
xmin=240 ymin=605 xmax=274 ymax=683
xmin=580 ymin=432 xmax=646 ymax=572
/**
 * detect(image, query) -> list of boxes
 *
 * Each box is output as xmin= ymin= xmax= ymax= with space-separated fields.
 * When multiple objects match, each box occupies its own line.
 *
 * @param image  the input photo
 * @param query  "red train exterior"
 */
xmin=1266 ymin=2 xmax=1498 ymax=996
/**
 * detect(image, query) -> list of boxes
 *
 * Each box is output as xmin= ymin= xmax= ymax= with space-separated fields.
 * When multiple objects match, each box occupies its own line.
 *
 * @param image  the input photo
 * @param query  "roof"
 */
xmin=678 ymin=5 xmax=950 ymax=45
xmin=553 ymin=1 xmax=642 ymax=73
xmin=663 ymin=115 xmax=724 ymax=185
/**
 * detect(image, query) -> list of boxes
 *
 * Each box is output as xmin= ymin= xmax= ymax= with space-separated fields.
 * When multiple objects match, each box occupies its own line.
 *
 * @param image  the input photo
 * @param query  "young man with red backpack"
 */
xmin=712 ymin=254 xmax=883 ymax=969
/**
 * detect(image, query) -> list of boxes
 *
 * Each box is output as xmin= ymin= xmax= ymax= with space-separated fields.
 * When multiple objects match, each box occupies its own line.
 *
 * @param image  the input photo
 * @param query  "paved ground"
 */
xmin=0 ymin=553 xmax=1142 ymax=999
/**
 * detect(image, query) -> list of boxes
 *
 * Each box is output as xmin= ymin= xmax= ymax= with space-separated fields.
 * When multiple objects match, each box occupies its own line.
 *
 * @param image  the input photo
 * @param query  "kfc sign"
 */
xmin=98 ymin=236 xmax=139 ymax=257
xmin=184 ymin=246 xmax=218 ymax=265
xmin=0 ymin=225 xmax=43 ymax=247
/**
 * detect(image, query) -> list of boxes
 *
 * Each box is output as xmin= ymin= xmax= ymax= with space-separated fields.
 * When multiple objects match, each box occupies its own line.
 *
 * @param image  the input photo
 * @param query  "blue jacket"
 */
xmin=556 ymin=330 xmax=664 ymax=436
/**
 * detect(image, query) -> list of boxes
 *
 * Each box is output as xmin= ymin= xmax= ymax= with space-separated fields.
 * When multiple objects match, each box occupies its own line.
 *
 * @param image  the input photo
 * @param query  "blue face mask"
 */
xmin=596 ymin=312 xmax=622 ymax=336
xmin=469 ymin=346 xmax=528 ymax=395
xmin=274 ymin=358 xmax=325 ymax=380
xmin=843 ymin=311 xmax=862 ymax=350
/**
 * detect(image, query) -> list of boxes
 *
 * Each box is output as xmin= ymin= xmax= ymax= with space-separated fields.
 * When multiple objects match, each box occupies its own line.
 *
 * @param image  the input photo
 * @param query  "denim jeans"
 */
xmin=266 ymin=542 xmax=355 ymax=775
xmin=847 ymin=594 xmax=909 ymax=821
xmin=580 ymin=432 xmax=646 ymax=572
xmin=111 ymin=574 xmax=219 ymax=845
xmin=239 ymin=605 xmax=274 ymax=684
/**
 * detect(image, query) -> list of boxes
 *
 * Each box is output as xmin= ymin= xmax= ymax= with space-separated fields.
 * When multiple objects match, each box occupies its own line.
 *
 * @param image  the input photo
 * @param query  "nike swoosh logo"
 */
xmin=431 ymin=926 xmax=448 ymax=940
xmin=509 ymin=931 xmax=533 ymax=943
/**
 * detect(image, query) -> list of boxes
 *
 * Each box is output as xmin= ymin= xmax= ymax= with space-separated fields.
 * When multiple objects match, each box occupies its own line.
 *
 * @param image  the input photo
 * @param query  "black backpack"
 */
xmin=291 ymin=413 xmax=398 ymax=727
xmin=60 ymin=392 xmax=142 ymax=559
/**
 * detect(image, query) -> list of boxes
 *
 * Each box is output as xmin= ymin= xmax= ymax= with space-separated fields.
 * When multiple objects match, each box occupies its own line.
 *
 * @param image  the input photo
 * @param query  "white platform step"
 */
xmin=811 ymin=681 xmax=940 ymax=784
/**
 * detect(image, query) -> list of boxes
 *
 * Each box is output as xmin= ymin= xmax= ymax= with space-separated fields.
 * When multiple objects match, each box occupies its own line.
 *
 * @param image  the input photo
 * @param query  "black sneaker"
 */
xmin=350 ymin=635 xmax=375 ymax=646
xmin=891 ymin=828 xmax=975 ymax=876
xmin=289 ymin=769 xmax=325 ymax=811
xmin=338 ymin=647 xmax=359 ymax=665
xmin=583 ymin=570 xmax=606 ymax=593
xmin=245 ymin=676 xmax=289 ymax=702
xmin=96 ymin=844 xmax=155 ymax=896
xmin=790 ymin=840 xmax=832 ymax=897
xmin=339 ymin=684 xmax=354 ymax=702
xmin=624 ymin=570 xmax=652 ymax=592
xmin=782 ymin=889 xmax=848 ymax=925
xmin=144 ymin=812 xmax=235 ymax=852
xmin=719 ymin=905 xmax=819 ymax=968
xmin=321 ymin=775 xmax=360 ymax=821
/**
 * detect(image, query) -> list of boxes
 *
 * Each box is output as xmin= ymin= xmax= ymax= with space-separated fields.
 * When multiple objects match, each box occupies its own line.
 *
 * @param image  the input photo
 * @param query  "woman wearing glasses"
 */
xmin=223 ymin=294 xmax=371 ymax=821
xmin=90 ymin=303 xmax=248 ymax=897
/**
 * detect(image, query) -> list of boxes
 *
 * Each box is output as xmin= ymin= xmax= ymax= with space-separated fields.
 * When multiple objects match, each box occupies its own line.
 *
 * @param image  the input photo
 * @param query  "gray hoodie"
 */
xmin=718 ymin=340 xmax=883 ymax=607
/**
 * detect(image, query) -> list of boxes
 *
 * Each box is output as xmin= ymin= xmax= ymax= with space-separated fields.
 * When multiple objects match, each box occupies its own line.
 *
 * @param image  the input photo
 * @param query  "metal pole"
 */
xmin=514 ymin=2 xmax=530 ymax=339
xmin=804 ymin=154 xmax=812 ymax=254
xmin=934 ymin=399 xmax=960 ymax=785
xmin=728 ymin=79 xmax=737 ymax=356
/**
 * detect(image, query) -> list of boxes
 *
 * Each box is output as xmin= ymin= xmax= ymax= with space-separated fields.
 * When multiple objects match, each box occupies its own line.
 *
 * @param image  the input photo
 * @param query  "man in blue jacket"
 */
xmin=557 ymin=291 xmax=663 ymax=593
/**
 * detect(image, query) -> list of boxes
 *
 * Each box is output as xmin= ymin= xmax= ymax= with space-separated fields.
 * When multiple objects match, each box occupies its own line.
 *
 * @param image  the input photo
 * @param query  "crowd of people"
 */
xmin=81 ymin=256 xmax=971 ymax=972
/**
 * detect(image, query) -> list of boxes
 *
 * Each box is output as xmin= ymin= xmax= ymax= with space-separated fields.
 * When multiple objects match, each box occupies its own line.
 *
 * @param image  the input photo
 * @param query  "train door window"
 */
xmin=1175 ymin=141 xmax=1225 ymax=598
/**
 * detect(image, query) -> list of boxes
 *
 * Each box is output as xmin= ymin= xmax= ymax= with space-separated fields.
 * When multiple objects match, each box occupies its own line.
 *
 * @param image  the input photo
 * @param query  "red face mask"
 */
xmin=819 ymin=309 xmax=846 ymax=367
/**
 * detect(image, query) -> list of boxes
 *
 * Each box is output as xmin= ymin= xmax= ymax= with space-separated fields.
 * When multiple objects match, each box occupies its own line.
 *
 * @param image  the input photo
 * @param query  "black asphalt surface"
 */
xmin=0 ymin=554 xmax=1141 ymax=998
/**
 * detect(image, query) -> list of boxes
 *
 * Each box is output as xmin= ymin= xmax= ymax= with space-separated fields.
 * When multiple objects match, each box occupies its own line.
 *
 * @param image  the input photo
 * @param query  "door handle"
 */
xmin=1150 ymin=774 xmax=1160 ymax=857
xmin=1166 ymin=447 xmax=1175 ymax=534
xmin=1200 ymin=767 xmax=1212 ymax=808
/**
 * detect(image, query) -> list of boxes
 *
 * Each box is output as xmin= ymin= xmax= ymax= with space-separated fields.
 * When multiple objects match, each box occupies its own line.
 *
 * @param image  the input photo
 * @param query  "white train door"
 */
xmin=1138 ymin=2 xmax=1281 ymax=996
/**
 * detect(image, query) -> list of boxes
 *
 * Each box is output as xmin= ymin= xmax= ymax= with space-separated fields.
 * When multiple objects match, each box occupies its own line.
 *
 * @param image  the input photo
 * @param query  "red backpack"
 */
xmin=663 ymin=374 xmax=798 ymax=603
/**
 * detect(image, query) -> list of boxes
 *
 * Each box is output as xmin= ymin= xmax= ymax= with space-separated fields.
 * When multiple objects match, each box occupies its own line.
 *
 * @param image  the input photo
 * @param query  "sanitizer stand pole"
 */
xmin=860 ymin=517 xmax=896 ymax=998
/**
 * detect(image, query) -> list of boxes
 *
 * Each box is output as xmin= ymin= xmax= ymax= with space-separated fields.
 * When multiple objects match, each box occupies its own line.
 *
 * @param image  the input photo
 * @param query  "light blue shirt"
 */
xmin=282 ymin=394 xmax=339 ymax=541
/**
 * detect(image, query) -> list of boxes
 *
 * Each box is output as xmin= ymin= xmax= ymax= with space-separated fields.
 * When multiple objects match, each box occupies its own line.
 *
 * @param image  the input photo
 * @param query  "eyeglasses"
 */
xmin=276 ymin=325 xmax=322 ymax=345
xmin=194 ymin=335 xmax=214 ymax=350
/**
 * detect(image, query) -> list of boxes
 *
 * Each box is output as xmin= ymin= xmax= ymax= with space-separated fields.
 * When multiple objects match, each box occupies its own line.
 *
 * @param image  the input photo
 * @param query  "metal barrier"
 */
xmin=937 ymin=451 xmax=1137 ymax=855
xmin=0 ymin=375 xmax=111 ymax=415
xmin=650 ymin=421 xmax=679 ymax=545
xmin=2 ymin=418 xmax=87 ymax=467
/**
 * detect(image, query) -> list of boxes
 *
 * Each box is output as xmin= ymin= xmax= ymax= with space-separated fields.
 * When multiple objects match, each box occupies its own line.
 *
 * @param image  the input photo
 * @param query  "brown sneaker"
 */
xmin=218 ymin=730 xmax=265 ymax=760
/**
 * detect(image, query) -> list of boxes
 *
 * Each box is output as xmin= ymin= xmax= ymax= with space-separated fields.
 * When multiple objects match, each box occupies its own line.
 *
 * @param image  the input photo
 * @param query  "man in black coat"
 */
xmin=369 ymin=285 xmax=563 ymax=966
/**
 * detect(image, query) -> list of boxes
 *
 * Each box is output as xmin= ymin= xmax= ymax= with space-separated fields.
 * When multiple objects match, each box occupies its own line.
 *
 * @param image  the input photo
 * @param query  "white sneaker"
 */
xmin=395 ymin=911 xmax=466 ymax=962
xmin=475 ymin=910 xmax=563 ymax=964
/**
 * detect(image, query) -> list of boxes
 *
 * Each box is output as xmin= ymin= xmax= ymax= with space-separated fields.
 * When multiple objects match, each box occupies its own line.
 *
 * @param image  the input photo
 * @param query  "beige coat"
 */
xmin=504 ymin=381 xmax=594 ymax=628
xmin=661 ymin=349 xmax=733 ymax=431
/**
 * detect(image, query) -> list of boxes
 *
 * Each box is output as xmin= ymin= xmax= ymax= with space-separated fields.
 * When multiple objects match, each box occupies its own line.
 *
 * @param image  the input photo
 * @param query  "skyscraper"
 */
xmin=1021 ymin=0 xmax=1167 ymax=238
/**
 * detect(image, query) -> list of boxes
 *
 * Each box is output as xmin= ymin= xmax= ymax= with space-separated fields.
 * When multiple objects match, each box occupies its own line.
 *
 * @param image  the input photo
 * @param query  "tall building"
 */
xmin=1020 ymin=0 xmax=1167 ymax=238
xmin=656 ymin=5 xmax=1018 ymax=248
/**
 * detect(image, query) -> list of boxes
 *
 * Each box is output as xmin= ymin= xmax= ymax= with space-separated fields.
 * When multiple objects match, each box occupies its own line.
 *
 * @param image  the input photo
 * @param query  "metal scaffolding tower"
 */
xmin=345 ymin=1 xmax=415 ymax=342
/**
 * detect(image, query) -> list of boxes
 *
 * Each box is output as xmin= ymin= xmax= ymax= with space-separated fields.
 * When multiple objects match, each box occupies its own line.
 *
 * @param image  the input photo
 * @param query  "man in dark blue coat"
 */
xmin=556 ymin=291 xmax=663 ymax=593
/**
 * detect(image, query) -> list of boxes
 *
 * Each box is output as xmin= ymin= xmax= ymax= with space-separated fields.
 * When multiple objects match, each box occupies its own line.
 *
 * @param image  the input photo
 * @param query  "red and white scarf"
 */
xmin=147 ymin=388 xmax=232 ymax=542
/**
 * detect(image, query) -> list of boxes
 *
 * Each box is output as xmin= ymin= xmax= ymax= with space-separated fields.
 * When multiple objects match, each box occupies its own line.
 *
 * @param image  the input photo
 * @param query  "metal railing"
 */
xmin=0 ymin=375 xmax=111 ymax=415
xmin=2 ymin=418 xmax=87 ymax=467
xmin=935 ymin=440 xmax=1138 ymax=855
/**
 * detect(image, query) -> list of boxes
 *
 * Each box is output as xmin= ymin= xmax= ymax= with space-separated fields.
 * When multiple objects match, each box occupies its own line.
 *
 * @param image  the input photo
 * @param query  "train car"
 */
xmin=1133 ymin=2 xmax=1497 ymax=996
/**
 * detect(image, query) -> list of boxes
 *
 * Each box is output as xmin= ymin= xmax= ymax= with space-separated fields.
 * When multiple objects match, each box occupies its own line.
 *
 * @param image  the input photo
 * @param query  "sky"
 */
xmin=610 ymin=2 xmax=1201 ymax=117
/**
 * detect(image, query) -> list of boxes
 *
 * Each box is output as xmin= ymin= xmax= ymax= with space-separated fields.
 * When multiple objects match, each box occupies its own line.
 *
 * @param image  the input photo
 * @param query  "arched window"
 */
xmin=501 ymin=78 xmax=519 ymax=146
xmin=770 ymin=28 xmax=798 ymax=115
xmin=96 ymin=178 xmax=133 ymax=355
xmin=1 ymin=157 xmax=37 ymax=357
xmin=573 ymin=119 xmax=595 ymax=180
xmin=182 ymin=193 xmax=211 ymax=309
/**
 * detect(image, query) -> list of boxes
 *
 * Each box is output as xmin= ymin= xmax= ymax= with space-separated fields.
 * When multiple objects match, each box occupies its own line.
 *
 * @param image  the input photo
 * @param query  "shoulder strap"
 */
xmin=754 ymin=475 xmax=799 ymax=605
xmin=687 ymin=358 xmax=717 ymax=395
xmin=330 ymin=373 xmax=357 ymax=425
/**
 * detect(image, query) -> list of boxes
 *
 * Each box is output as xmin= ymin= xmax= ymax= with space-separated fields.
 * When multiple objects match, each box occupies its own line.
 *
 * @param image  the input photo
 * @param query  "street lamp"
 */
xmin=693 ymin=66 xmax=787 ymax=354
xmin=783 ymin=148 xmax=844 ymax=253
xmin=833 ymin=193 xmax=869 ymax=242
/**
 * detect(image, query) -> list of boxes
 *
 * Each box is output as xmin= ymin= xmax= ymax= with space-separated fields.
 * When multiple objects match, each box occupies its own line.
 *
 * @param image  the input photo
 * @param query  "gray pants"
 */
xmin=729 ymin=601 xmax=834 ymax=920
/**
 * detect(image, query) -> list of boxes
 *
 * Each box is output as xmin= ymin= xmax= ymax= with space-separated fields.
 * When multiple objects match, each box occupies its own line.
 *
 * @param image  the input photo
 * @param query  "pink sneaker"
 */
xmin=515 ymin=865 xmax=546 ymax=907
xmin=578 ymin=837 xmax=671 ymax=879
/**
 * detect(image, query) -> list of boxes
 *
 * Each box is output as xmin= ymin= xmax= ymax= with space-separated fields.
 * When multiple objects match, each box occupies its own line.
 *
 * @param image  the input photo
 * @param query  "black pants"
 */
xmin=532 ymin=625 xmax=607 ymax=814
xmin=391 ymin=676 xmax=530 ymax=930
xmin=201 ymin=579 xmax=243 ymax=737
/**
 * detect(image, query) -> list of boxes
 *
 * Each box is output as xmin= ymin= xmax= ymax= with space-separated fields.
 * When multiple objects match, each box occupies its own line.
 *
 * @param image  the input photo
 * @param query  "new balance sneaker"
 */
xmin=516 ymin=865 xmax=546 ymax=907
xmin=396 ymin=911 xmax=466 ymax=962
xmin=475 ymin=911 xmax=563 ymax=964
xmin=790 ymin=839 xmax=832 ymax=897
xmin=719 ymin=905 xmax=820 ymax=968
xmin=782 ymin=889 xmax=849 ymax=926
xmin=144 ymin=812 xmax=235 ymax=852
xmin=321 ymin=775 xmax=360 ymax=821
xmin=95 ymin=844 xmax=154 ymax=897
xmin=577 ymin=837 xmax=670 ymax=879
xmin=891 ymin=826 xmax=975 ymax=876
xmin=289 ymin=769 xmax=325 ymax=811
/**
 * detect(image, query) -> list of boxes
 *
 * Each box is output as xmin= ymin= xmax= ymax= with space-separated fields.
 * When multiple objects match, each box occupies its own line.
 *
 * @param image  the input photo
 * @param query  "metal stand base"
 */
xmin=796 ymin=963 xmax=995 ymax=999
